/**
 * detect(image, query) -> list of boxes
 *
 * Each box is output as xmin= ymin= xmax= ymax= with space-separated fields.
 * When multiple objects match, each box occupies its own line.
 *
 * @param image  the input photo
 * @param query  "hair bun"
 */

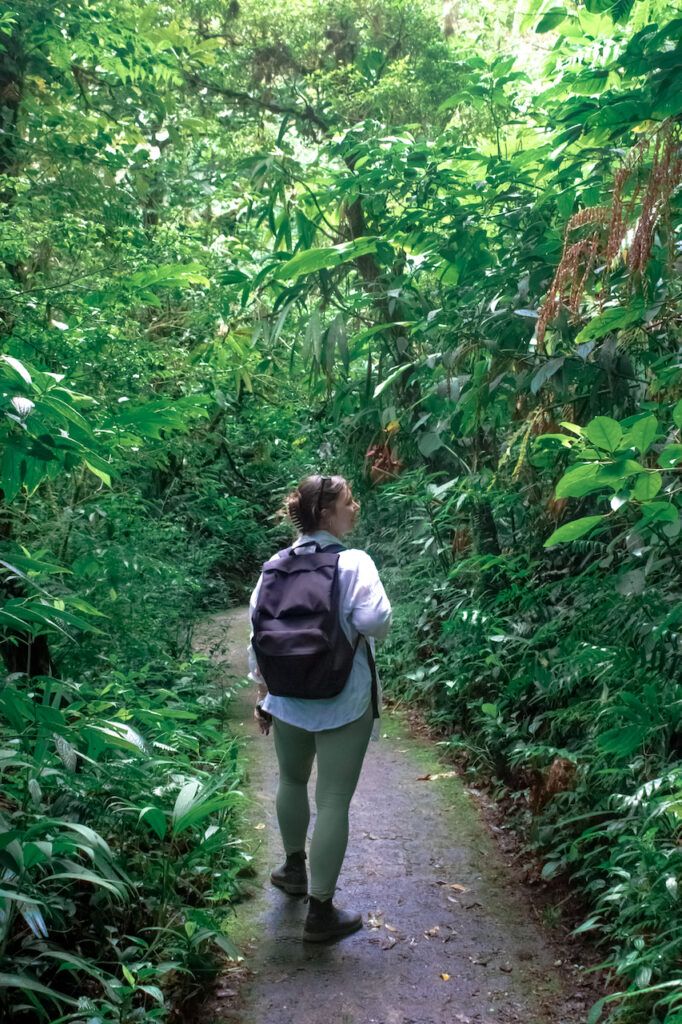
xmin=287 ymin=494 xmax=305 ymax=531
xmin=285 ymin=474 xmax=346 ymax=535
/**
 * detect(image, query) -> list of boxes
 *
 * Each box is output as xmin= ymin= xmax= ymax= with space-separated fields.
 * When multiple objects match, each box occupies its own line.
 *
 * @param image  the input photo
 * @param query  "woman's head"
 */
xmin=286 ymin=474 xmax=359 ymax=538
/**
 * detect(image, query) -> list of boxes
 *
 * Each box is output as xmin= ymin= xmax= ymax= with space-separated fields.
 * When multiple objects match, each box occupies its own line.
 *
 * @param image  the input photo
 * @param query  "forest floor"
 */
xmin=194 ymin=609 xmax=599 ymax=1024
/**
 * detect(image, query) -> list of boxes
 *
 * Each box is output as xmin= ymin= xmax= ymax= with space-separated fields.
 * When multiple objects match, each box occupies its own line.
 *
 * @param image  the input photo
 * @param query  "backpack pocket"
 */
xmin=255 ymin=627 xmax=331 ymax=657
xmin=254 ymin=628 xmax=342 ymax=699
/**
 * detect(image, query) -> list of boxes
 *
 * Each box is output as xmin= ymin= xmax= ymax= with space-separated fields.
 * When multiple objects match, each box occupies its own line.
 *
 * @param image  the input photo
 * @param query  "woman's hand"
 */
xmin=254 ymin=702 xmax=272 ymax=736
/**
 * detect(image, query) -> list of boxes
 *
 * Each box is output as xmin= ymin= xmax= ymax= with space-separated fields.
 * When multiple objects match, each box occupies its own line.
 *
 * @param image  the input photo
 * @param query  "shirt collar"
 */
xmin=294 ymin=530 xmax=344 ymax=548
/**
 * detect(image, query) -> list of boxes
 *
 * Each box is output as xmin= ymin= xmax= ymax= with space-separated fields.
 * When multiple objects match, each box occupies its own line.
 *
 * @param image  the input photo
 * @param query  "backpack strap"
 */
xmin=289 ymin=540 xmax=345 ymax=555
xmin=350 ymin=633 xmax=379 ymax=720
xmin=363 ymin=637 xmax=380 ymax=720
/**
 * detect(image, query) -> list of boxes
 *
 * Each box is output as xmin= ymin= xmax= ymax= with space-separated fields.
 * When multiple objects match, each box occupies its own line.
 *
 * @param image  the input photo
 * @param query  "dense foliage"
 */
xmin=1 ymin=0 xmax=680 ymax=1021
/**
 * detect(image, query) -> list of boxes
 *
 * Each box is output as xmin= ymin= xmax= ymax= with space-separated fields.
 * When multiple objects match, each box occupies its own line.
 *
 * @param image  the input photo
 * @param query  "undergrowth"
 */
xmin=357 ymin=468 xmax=682 ymax=1024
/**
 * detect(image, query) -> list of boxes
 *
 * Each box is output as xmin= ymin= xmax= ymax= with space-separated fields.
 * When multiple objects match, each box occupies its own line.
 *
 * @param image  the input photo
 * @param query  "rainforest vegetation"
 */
xmin=0 ymin=0 xmax=680 ymax=1021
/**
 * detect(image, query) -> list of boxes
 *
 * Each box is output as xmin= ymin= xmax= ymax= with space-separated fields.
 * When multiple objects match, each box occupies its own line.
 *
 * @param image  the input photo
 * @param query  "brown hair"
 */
xmin=285 ymin=474 xmax=348 ymax=534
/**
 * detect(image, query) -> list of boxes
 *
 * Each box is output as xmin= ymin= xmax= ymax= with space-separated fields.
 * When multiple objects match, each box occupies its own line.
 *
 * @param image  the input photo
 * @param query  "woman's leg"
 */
xmin=308 ymin=702 xmax=374 ymax=900
xmin=272 ymin=716 xmax=316 ymax=854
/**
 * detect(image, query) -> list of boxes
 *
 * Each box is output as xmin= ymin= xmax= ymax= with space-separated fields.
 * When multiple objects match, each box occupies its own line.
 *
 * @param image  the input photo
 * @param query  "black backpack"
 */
xmin=252 ymin=541 xmax=378 ymax=715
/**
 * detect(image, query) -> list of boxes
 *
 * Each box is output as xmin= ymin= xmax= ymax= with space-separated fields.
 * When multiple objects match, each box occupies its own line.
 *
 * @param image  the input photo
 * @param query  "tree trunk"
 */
xmin=0 ymin=25 xmax=25 ymax=285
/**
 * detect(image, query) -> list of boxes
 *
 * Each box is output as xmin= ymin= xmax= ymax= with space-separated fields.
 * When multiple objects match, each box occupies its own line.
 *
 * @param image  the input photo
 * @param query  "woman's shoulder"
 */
xmin=338 ymin=547 xmax=379 ymax=575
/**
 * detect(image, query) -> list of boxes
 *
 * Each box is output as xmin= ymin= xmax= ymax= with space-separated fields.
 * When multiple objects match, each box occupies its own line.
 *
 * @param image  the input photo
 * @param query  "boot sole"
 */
xmin=270 ymin=875 xmax=308 ymax=895
xmin=302 ymin=918 xmax=363 ymax=942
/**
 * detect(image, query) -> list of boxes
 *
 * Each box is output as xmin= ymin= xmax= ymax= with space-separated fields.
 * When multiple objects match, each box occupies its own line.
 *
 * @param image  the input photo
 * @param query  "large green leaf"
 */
xmin=327 ymin=313 xmax=349 ymax=373
xmin=40 ymin=394 xmax=94 ymax=436
xmin=373 ymin=362 xmax=415 ymax=398
xmin=622 ymin=415 xmax=658 ymax=455
xmin=275 ymin=237 xmax=378 ymax=282
xmin=597 ymin=724 xmax=646 ymax=757
xmin=596 ymin=458 xmax=645 ymax=485
xmin=0 ymin=354 xmax=33 ymax=385
xmin=303 ymin=308 xmax=322 ymax=363
xmin=87 ymin=263 xmax=210 ymax=305
xmin=632 ymin=472 xmax=662 ymax=501
xmin=48 ymin=869 xmax=127 ymax=898
xmin=575 ymin=301 xmax=645 ymax=343
xmin=530 ymin=356 xmax=564 ymax=394
xmin=112 ymin=396 xmax=210 ymax=439
xmin=536 ymin=7 xmax=567 ymax=32
xmin=555 ymin=463 xmax=603 ymax=498
xmin=544 ymin=514 xmax=605 ymax=546
xmin=639 ymin=501 xmax=678 ymax=524
xmin=673 ymin=400 xmax=682 ymax=430
xmin=173 ymin=793 xmax=240 ymax=836
xmin=139 ymin=806 xmax=167 ymax=840
xmin=658 ymin=445 xmax=682 ymax=469
xmin=172 ymin=780 xmax=202 ymax=823
xmin=585 ymin=416 xmax=622 ymax=452
xmin=0 ymin=972 xmax=78 ymax=1006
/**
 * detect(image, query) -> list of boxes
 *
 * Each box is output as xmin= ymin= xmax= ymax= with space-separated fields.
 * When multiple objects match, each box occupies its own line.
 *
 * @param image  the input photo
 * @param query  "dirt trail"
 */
xmin=196 ymin=609 xmax=590 ymax=1024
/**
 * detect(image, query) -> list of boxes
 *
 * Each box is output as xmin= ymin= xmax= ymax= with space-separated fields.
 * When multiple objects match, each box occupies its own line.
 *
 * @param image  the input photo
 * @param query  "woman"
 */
xmin=247 ymin=474 xmax=392 ymax=942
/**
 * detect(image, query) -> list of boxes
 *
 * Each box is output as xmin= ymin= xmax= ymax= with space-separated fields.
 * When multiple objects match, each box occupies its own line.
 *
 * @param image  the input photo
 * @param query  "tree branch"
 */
xmin=184 ymin=72 xmax=330 ymax=135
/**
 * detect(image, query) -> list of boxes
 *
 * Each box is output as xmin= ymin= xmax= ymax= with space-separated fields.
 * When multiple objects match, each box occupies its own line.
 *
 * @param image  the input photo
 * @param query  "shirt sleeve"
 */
xmin=247 ymin=573 xmax=267 ymax=690
xmin=345 ymin=550 xmax=392 ymax=640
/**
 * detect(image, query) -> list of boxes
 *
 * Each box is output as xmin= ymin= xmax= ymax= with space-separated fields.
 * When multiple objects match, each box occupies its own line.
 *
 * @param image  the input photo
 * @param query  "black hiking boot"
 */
xmin=302 ymin=896 xmax=363 ymax=942
xmin=270 ymin=850 xmax=308 ymax=895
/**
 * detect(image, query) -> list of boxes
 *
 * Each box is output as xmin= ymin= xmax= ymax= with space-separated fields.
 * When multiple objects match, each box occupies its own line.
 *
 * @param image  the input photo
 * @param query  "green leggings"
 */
xmin=272 ymin=701 xmax=374 ymax=901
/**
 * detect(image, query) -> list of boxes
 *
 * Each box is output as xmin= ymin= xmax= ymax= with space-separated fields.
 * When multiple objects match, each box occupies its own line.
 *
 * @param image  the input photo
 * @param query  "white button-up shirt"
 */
xmin=248 ymin=530 xmax=392 ymax=731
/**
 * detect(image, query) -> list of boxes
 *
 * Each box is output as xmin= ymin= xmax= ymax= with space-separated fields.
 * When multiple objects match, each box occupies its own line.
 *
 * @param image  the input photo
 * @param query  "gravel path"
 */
xmin=195 ymin=609 xmax=590 ymax=1024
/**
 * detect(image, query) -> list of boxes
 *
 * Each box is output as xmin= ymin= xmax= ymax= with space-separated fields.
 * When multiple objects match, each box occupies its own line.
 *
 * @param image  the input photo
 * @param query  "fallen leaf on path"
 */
xmin=381 ymin=936 xmax=397 ymax=950
xmin=367 ymin=912 xmax=384 ymax=929
xmin=440 ymin=973 xmax=451 ymax=981
xmin=449 ymin=883 xmax=468 ymax=892
xmin=417 ymin=771 xmax=458 ymax=781
xmin=500 ymin=963 xmax=513 ymax=973
xmin=385 ymin=923 xmax=399 ymax=933
xmin=254 ymin=823 xmax=266 ymax=831
xmin=424 ymin=926 xmax=441 ymax=938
